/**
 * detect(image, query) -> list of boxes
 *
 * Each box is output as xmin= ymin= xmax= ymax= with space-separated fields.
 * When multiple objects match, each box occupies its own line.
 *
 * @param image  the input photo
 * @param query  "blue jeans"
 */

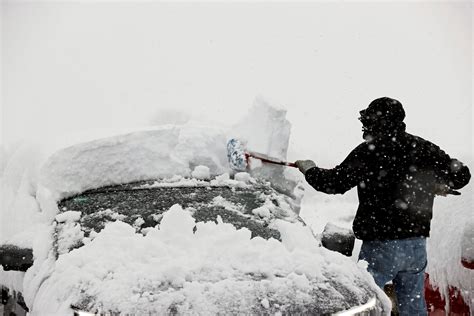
xmin=358 ymin=237 xmax=427 ymax=316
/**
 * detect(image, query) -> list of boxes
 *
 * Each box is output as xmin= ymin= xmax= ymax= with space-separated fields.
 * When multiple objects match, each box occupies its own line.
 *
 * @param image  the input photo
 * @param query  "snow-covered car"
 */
xmin=0 ymin=104 xmax=390 ymax=315
xmin=3 ymin=177 xmax=377 ymax=312
xmin=2 ymin=176 xmax=388 ymax=315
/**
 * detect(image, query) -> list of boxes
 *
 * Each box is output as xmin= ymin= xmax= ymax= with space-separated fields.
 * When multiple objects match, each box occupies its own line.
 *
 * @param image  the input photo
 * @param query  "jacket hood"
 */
xmin=359 ymin=97 xmax=406 ymax=140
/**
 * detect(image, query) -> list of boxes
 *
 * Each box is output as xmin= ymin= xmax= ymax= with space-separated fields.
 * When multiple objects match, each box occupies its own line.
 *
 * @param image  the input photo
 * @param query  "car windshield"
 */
xmin=55 ymin=176 xmax=302 ymax=254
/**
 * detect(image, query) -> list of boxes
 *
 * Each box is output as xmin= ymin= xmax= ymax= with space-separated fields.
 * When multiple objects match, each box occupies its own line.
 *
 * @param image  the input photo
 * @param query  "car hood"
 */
xmin=31 ymin=204 xmax=388 ymax=315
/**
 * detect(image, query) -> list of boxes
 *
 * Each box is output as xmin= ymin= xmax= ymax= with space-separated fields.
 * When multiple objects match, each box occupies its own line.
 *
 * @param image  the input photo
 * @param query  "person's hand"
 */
xmin=434 ymin=183 xmax=450 ymax=197
xmin=295 ymin=160 xmax=316 ymax=175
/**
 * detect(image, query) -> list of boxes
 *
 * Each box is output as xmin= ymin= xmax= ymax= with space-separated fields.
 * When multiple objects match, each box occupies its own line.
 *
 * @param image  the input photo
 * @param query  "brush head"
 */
xmin=227 ymin=138 xmax=248 ymax=171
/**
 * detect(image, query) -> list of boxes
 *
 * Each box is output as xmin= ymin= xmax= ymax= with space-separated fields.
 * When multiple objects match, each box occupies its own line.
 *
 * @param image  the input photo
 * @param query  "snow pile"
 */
xmin=231 ymin=96 xmax=290 ymax=161
xmin=461 ymin=220 xmax=474 ymax=263
xmin=230 ymin=96 xmax=302 ymax=200
xmin=426 ymin=181 xmax=474 ymax=310
xmin=0 ymin=142 xmax=50 ymax=246
xmin=26 ymin=204 xmax=388 ymax=315
xmin=39 ymin=127 xmax=217 ymax=201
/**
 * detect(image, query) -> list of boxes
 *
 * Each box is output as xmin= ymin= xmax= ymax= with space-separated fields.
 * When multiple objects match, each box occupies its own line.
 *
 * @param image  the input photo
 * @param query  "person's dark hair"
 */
xmin=359 ymin=97 xmax=406 ymax=139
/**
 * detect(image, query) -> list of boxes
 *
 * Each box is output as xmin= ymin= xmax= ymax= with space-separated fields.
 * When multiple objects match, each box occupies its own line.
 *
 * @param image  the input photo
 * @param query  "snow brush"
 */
xmin=227 ymin=138 xmax=297 ymax=171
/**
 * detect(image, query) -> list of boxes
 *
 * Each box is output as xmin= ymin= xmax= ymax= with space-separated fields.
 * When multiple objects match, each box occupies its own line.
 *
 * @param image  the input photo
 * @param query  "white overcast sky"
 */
xmin=1 ymin=1 xmax=472 ymax=164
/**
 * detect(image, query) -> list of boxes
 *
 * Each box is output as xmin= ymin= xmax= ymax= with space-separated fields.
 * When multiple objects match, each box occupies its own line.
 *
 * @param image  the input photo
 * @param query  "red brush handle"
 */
xmin=245 ymin=153 xmax=297 ymax=168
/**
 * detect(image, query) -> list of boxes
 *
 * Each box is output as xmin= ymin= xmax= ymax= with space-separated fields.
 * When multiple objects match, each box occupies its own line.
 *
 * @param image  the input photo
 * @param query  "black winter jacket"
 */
xmin=305 ymin=132 xmax=471 ymax=241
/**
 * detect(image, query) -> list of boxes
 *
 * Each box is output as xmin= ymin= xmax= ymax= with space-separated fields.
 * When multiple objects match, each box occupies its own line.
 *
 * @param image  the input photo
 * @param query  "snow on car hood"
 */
xmin=29 ymin=204 xmax=388 ymax=315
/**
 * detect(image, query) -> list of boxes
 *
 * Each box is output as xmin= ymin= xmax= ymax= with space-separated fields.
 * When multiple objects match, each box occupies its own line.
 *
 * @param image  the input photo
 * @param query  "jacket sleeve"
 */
xmin=304 ymin=145 xmax=366 ymax=194
xmin=426 ymin=143 xmax=471 ymax=190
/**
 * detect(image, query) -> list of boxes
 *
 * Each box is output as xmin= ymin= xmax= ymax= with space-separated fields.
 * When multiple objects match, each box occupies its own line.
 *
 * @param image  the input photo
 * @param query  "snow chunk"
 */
xmin=252 ymin=206 xmax=272 ymax=219
xmin=230 ymin=96 xmax=301 ymax=199
xmin=133 ymin=217 xmax=145 ymax=230
xmin=191 ymin=165 xmax=210 ymax=180
xmin=214 ymin=173 xmax=230 ymax=182
xmin=55 ymin=211 xmax=81 ymax=223
xmin=234 ymin=172 xmax=253 ymax=183
xmin=210 ymin=173 xmax=245 ymax=187
xmin=231 ymin=96 xmax=290 ymax=161
xmin=158 ymin=204 xmax=196 ymax=237
xmin=211 ymin=196 xmax=244 ymax=214
xmin=56 ymin=222 xmax=84 ymax=255
xmin=274 ymin=219 xmax=318 ymax=252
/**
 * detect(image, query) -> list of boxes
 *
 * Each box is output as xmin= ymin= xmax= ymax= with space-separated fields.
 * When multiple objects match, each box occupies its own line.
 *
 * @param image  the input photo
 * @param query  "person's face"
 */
xmin=358 ymin=109 xmax=375 ymax=140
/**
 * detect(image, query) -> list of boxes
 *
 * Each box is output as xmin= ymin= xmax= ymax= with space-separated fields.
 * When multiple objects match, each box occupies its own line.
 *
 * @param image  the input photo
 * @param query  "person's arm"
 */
xmin=426 ymin=142 xmax=471 ymax=191
xmin=297 ymin=145 xmax=366 ymax=194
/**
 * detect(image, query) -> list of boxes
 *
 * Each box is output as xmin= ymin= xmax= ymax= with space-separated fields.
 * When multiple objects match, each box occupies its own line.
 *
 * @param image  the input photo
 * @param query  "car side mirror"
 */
xmin=321 ymin=222 xmax=355 ymax=257
xmin=0 ymin=244 xmax=34 ymax=272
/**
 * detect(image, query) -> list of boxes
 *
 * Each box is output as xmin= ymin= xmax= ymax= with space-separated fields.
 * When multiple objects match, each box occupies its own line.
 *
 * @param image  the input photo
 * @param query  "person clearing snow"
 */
xmin=294 ymin=97 xmax=471 ymax=316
